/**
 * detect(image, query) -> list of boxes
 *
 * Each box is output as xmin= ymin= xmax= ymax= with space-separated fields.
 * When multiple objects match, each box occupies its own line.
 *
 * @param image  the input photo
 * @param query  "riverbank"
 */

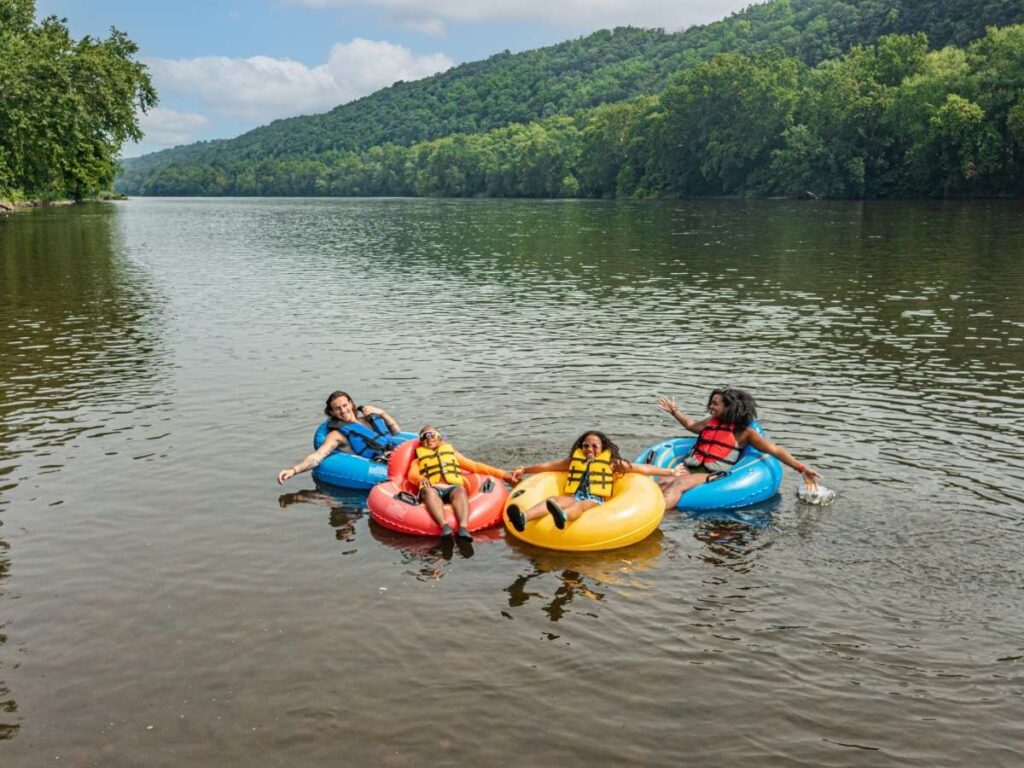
xmin=0 ymin=195 xmax=126 ymax=215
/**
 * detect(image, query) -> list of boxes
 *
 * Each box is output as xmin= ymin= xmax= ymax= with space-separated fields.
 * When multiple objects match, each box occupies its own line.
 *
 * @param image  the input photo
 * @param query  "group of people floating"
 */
xmin=277 ymin=388 xmax=822 ymax=542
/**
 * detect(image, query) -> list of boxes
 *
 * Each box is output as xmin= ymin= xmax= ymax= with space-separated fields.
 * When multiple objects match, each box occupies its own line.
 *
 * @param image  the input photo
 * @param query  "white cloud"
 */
xmin=138 ymin=107 xmax=210 ymax=147
xmin=397 ymin=17 xmax=447 ymax=37
xmin=285 ymin=0 xmax=753 ymax=32
xmin=146 ymin=39 xmax=453 ymax=124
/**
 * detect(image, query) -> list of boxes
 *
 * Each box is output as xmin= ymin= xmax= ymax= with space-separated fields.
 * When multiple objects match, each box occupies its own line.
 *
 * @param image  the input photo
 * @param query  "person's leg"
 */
xmin=508 ymin=496 xmax=571 ymax=531
xmin=420 ymin=486 xmax=451 ymax=536
xmin=562 ymin=498 xmax=600 ymax=522
xmin=449 ymin=486 xmax=473 ymax=540
xmin=659 ymin=473 xmax=708 ymax=508
xmin=506 ymin=498 xmax=538 ymax=531
xmin=544 ymin=494 xmax=579 ymax=528
xmin=520 ymin=499 xmax=554 ymax=522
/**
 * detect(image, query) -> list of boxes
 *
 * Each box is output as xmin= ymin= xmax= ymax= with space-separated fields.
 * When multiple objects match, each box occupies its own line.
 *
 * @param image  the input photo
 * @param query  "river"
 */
xmin=1 ymin=198 xmax=1022 ymax=766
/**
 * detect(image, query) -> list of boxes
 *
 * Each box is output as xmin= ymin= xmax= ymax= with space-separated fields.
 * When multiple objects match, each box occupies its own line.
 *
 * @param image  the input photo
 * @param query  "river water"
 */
xmin=1 ymin=198 xmax=1022 ymax=766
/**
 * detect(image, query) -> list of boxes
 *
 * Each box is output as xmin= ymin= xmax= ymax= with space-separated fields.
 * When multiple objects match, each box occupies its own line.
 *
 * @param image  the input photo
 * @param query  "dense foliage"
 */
xmin=117 ymin=0 xmax=1024 ymax=198
xmin=0 ymin=0 xmax=156 ymax=201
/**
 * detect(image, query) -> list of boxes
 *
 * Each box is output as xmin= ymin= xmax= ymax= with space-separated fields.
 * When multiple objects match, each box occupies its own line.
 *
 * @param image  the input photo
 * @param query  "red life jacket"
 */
xmin=685 ymin=418 xmax=741 ymax=469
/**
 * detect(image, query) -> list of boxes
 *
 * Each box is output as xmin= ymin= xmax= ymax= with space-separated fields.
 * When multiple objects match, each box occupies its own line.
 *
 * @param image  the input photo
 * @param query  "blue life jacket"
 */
xmin=327 ymin=410 xmax=403 ymax=459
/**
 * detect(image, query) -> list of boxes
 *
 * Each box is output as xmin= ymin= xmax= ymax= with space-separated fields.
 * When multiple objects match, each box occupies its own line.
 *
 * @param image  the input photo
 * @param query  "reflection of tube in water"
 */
xmin=505 ymin=529 xmax=665 ymax=586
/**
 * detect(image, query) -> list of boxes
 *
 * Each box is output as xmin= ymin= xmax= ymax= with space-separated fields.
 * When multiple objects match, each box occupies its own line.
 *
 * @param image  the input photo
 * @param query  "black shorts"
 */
xmin=685 ymin=464 xmax=728 ymax=481
xmin=420 ymin=484 xmax=459 ymax=503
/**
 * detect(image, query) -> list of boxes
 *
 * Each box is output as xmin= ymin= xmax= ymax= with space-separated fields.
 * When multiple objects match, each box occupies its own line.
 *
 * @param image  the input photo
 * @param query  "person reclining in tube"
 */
xmin=505 ymin=430 xmax=685 ymax=531
xmin=277 ymin=390 xmax=402 ymax=485
xmin=408 ymin=425 xmax=516 ymax=542
xmin=656 ymin=387 xmax=822 ymax=507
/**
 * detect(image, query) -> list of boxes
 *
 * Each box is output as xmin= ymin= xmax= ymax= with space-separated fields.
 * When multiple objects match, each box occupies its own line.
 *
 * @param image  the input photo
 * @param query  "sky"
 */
xmin=37 ymin=1 xmax=755 ymax=157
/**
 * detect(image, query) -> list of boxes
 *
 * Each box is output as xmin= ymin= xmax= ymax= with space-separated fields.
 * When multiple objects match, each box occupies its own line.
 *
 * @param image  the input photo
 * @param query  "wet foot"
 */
xmin=457 ymin=526 xmax=473 ymax=541
xmin=440 ymin=523 xmax=454 ymax=539
xmin=546 ymin=499 xmax=567 ymax=529
xmin=507 ymin=504 xmax=526 ymax=532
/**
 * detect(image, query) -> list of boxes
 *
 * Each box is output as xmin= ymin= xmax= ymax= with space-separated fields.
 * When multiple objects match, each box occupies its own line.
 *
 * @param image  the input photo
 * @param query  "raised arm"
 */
xmin=745 ymin=429 xmax=821 ymax=488
xmin=658 ymin=396 xmax=706 ymax=434
xmin=277 ymin=431 xmax=346 ymax=484
xmin=360 ymin=404 xmax=400 ymax=433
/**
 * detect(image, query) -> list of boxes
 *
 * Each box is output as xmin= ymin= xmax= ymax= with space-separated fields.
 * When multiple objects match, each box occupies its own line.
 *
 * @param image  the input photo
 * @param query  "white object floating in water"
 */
xmin=797 ymin=484 xmax=836 ymax=505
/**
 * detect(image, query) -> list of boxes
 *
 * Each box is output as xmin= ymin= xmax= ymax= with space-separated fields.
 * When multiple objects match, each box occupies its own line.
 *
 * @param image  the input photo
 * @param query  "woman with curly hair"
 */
xmin=506 ymin=430 xmax=684 ymax=531
xmin=656 ymin=387 xmax=821 ymax=507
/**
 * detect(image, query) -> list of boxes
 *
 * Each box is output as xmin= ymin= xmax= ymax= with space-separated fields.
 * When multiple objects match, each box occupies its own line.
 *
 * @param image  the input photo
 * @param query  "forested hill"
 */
xmin=118 ymin=0 xmax=1024 ymax=194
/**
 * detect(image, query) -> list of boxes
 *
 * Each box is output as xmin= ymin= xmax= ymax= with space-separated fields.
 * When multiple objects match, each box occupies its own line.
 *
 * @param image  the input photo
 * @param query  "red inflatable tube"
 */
xmin=367 ymin=439 xmax=510 ymax=536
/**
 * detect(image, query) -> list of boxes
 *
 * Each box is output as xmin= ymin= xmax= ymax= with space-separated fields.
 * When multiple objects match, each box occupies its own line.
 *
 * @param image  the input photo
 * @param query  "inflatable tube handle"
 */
xmin=480 ymin=478 xmax=495 ymax=494
xmin=394 ymin=491 xmax=419 ymax=505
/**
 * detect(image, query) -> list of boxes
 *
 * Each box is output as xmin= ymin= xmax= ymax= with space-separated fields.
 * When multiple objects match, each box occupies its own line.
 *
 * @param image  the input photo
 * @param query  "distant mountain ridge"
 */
xmin=118 ymin=0 xmax=1023 ymax=194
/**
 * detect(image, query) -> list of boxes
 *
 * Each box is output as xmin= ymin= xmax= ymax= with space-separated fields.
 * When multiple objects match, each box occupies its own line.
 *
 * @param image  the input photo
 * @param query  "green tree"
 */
xmin=0 ymin=0 xmax=156 ymax=199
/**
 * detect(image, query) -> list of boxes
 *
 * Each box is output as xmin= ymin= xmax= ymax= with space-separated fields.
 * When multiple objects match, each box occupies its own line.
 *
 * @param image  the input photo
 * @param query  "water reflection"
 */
xmin=503 ymin=531 xmax=665 ymax=622
xmin=0 ymin=204 xmax=166 ymax=746
xmin=277 ymin=483 xmax=368 ymax=545
xmin=0 ymin=528 xmax=15 ymax=740
xmin=369 ymin=522 xmax=503 ymax=578
xmin=0 ymin=204 xmax=168 ymax=484
xmin=683 ymin=501 xmax=779 ymax=573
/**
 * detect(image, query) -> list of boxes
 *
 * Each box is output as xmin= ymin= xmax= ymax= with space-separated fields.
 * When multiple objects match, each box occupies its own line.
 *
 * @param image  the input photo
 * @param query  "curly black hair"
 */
xmin=569 ymin=430 xmax=623 ymax=464
xmin=709 ymin=388 xmax=758 ymax=431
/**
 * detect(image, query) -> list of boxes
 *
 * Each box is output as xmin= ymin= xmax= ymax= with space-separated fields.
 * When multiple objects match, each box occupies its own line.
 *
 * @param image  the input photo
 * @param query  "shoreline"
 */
xmin=0 ymin=195 xmax=126 ymax=215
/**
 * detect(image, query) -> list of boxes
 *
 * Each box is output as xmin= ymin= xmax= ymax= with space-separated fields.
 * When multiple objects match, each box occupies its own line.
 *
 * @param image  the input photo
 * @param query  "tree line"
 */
xmin=0 ymin=0 xmax=155 ymax=202
xmin=117 ymin=0 xmax=1023 ymax=189
xmin=122 ymin=26 xmax=1024 ymax=199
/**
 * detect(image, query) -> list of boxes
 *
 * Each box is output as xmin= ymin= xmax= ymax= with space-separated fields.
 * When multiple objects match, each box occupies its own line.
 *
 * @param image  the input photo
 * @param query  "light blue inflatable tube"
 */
xmin=636 ymin=421 xmax=783 ymax=511
xmin=310 ymin=421 xmax=418 ymax=490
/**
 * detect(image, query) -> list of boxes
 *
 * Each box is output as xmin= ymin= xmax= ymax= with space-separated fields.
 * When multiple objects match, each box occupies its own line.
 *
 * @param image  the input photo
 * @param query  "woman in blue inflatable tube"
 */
xmin=655 ymin=388 xmax=821 ymax=508
xmin=276 ymin=390 xmax=406 ymax=487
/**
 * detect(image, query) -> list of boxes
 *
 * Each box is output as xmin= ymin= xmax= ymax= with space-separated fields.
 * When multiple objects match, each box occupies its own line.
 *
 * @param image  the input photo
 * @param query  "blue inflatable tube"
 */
xmin=309 ymin=421 xmax=418 ymax=490
xmin=636 ymin=421 xmax=783 ymax=511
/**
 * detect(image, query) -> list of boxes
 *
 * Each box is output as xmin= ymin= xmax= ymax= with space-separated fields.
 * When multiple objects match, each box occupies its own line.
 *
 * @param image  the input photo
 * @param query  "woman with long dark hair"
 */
xmin=506 ymin=430 xmax=683 ymax=531
xmin=276 ymin=391 xmax=401 ymax=484
xmin=656 ymin=387 xmax=821 ymax=507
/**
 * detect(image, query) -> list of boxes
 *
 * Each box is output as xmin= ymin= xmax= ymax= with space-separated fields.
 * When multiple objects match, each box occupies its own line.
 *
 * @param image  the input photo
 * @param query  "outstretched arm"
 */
xmin=745 ymin=430 xmax=821 ymax=488
xmin=513 ymin=457 xmax=572 ymax=480
xmin=614 ymin=459 xmax=686 ymax=478
xmin=658 ymin=396 xmax=706 ymax=434
xmin=454 ymin=451 xmax=514 ymax=482
xmin=277 ymin=431 xmax=345 ymax=484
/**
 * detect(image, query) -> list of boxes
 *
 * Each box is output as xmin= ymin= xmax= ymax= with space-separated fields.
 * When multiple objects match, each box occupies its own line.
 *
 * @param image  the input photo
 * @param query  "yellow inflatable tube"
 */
xmin=503 ymin=471 xmax=665 ymax=552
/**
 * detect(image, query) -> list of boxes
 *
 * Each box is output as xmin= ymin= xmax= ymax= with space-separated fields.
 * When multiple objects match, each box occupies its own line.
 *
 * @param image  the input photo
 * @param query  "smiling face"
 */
xmin=419 ymin=427 xmax=442 ymax=449
xmin=708 ymin=393 xmax=725 ymax=419
xmin=328 ymin=394 xmax=357 ymax=422
xmin=580 ymin=433 xmax=604 ymax=459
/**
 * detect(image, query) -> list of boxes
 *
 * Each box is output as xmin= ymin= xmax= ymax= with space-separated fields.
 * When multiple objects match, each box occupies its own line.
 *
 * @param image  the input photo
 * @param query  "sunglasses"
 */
xmin=419 ymin=431 xmax=439 ymax=440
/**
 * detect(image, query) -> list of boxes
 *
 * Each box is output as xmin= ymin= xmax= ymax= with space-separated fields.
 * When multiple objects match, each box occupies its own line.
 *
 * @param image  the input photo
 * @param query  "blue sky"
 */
xmin=38 ymin=1 xmax=752 ymax=157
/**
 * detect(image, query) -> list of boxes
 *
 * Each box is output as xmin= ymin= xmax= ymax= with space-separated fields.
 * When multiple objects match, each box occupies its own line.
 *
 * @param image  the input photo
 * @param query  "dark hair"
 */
xmin=709 ymin=388 xmax=758 ymax=431
xmin=324 ymin=390 xmax=355 ymax=417
xmin=569 ymin=431 xmax=623 ymax=464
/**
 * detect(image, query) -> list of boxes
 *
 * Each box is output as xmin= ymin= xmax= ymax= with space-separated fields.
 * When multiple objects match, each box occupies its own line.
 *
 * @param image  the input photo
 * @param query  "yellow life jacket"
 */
xmin=415 ymin=442 xmax=465 ymax=486
xmin=563 ymin=448 xmax=614 ymax=498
